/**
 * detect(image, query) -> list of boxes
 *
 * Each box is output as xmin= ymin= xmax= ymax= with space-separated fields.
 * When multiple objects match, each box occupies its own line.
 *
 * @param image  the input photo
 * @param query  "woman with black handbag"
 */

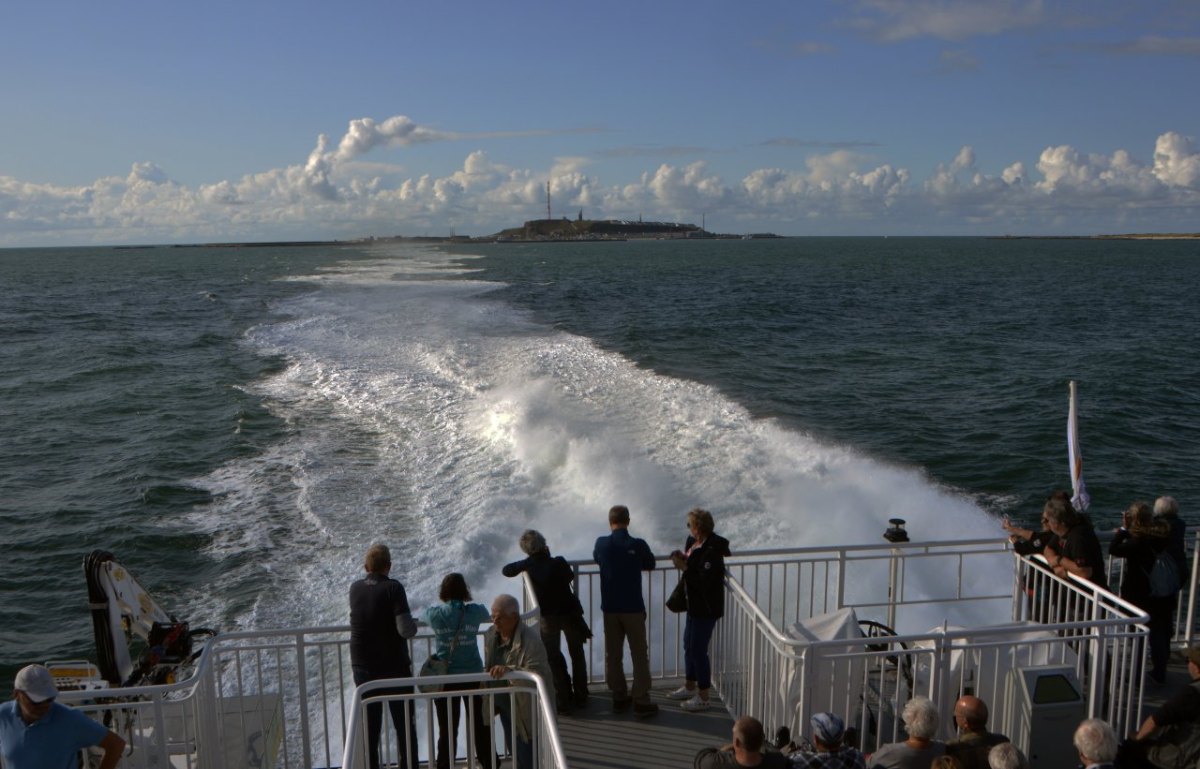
xmin=668 ymin=507 xmax=731 ymax=712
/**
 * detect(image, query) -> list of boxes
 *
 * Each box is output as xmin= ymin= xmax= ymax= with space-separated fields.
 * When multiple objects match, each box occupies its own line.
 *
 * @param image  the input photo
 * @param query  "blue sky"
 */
xmin=2 ymin=0 xmax=1198 ymax=245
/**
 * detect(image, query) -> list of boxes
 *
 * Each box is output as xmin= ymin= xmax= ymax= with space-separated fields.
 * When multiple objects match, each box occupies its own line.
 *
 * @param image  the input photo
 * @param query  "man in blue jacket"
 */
xmin=593 ymin=504 xmax=658 ymax=717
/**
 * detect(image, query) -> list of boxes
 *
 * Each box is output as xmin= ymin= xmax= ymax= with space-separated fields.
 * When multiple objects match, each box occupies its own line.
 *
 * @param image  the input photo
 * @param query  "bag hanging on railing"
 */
xmin=666 ymin=579 xmax=688 ymax=613
xmin=419 ymin=607 xmax=465 ymax=693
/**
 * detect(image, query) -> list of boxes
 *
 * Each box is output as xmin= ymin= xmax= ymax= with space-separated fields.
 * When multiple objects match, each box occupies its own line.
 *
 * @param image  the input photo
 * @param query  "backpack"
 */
xmin=1148 ymin=550 xmax=1182 ymax=598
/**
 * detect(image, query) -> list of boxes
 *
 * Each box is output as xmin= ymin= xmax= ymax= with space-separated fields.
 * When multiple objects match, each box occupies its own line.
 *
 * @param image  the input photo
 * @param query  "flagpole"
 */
xmin=1068 ymin=380 xmax=1090 ymax=512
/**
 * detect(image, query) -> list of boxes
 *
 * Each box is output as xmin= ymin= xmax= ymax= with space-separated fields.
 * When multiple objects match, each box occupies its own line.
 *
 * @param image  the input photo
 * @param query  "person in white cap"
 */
xmin=0 ymin=664 xmax=126 ymax=769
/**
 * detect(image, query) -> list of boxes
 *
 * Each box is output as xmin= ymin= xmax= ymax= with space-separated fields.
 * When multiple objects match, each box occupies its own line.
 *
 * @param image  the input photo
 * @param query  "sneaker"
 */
xmin=667 ymin=686 xmax=694 ymax=700
xmin=612 ymin=696 xmax=632 ymax=713
xmin=633 ymin=702 xmax=659 ymax=718
xmin=681 ymin=695 xmax=710 ymax=712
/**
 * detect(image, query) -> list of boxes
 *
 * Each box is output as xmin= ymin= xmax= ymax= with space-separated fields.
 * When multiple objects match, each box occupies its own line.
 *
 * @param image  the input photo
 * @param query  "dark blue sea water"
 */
xmin=2 ymin=237 xmax=1197 ymax=682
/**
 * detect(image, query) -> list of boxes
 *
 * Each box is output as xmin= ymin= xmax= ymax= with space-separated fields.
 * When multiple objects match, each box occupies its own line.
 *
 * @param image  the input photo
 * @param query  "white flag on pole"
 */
xmin=1068 ymin=380 xmax=1090 ymax=512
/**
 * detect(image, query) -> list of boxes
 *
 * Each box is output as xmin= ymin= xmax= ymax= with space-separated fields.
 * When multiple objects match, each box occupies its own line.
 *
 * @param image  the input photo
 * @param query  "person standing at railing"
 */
xmin=1 ymin=664 xmax=126 ymax=769
xmin=349 ymin=543 xmax=419 ymax=769
xmin=502 ymin=529 xmax=592 ymax=713
xmin=423 ymin=573 xmax=496 ymax=769
xmin=485 ymin=593 xmax=556 ymax=769
xmin=1042 ymin=496 xmax=1109 ymax=591
xmin=669 ymin=507 xmax=731 ymax=713
xmin=592 ymin=504 xmax=659 ymax=717
xmin=1110 ymin=501 xmax=1176 ymax=684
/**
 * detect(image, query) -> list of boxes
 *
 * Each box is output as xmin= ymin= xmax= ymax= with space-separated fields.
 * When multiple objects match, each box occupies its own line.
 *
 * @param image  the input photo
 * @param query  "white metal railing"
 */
xmin=341 ymin=671 xmax=566 ymax=769
xmin=51 ymin=533 xmax=1194 ymax=768
xmin=709 ymin=546 xmax=1149 ymax=752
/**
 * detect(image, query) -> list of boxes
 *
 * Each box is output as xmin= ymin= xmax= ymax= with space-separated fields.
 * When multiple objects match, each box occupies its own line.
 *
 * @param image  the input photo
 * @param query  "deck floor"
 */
xmin=556 ymin=680 xmax=734 ymax=769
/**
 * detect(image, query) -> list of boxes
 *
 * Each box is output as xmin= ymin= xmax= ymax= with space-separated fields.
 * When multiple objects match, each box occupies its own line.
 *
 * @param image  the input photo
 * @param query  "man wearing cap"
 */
xmin=1126 ymin=646 xmax=1200 ymax=769
xmin=1 ymin=664 xmax=126 ymax=769
xmin=695 ymin=715 xmax=791 ymax=768
xmin=787 ymin=712 xmax=867 ymax=769
xmin=946 ymin=696 xmax=1009 ymax=769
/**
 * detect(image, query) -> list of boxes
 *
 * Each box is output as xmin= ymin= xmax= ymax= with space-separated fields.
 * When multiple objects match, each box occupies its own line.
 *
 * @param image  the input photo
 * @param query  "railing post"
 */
xmin=1186 ymin=536 xmax=1199 ymax=648
xmin=296 ymin=631 xmax=313 ymax=769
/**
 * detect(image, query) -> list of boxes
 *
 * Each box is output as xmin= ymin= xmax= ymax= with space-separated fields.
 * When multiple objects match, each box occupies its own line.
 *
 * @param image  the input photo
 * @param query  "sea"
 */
xmin=2 ymin=237 xmax=1198 ymax=683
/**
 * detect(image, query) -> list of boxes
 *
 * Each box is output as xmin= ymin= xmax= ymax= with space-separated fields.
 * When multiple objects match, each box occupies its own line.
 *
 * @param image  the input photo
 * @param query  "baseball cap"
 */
xmin=14 ymin=665 xmax=58 ymax=703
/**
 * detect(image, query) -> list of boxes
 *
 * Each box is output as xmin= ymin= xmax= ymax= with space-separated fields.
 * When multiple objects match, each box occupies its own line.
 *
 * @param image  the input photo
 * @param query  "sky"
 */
xmin=1 ymin=0 xmax=1199 ymax=245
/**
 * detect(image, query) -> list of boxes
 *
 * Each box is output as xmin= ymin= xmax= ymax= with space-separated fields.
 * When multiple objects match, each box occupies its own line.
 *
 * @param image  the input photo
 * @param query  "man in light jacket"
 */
xmin=485 ymin=593 xmax=555 ymax=769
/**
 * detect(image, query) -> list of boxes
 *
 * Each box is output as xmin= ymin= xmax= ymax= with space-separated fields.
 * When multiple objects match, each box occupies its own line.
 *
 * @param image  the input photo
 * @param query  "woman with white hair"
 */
xmin=868 ymin=697 xmax=947 ymax=769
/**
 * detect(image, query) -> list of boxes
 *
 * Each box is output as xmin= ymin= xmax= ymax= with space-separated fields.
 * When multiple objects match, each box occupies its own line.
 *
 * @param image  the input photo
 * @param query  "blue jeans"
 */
xmin=352 ymin=667 xmax=418 ymax=769
xmin=683 ymin=616 xmax=718 ymax=690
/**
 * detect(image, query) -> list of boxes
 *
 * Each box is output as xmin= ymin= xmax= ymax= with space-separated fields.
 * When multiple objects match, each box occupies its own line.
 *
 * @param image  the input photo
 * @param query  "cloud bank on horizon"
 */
xmin=3 ymin=118 xmax=1198 ymax=245
xmin=1 ymin=0 xmax=1198 ymax=245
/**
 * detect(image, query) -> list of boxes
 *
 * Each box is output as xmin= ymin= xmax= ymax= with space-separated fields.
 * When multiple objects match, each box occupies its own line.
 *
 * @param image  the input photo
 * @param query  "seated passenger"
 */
xmin=1074 ymin=718 xmax=1118 ymax=769
xmin=868 ymin=697 xmax=946 ymax=769
xmin=987 ymin=743 xmax=1030 ymax=769
xmin=787 ymin=712 xmax=866 ymax=769
xmin=695 ymin=716 xmax=791 ymax=768
xmin=946 ymin=695 xmax=1009 ymax=769
xmin=1126 ymin=646 xmax=1200 ymax=769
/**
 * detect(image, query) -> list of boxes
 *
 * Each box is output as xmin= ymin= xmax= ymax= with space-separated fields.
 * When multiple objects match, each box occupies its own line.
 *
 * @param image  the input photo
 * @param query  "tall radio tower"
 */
xmin=546 ymin=181 xmax=552 ymax=220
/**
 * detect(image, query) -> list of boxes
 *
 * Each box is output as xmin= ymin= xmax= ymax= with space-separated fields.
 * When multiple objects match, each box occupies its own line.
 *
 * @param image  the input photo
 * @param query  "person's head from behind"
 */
xmin=1124 ymin=501 xmax=1153 ymax=531
xmin=810 ymin=712 xmax=845 ymax=750
xmin=953 ymin=695 xmax=989 ymax=734
xmin=733 ymin=716 xmax=766 ymax=756
xmin=364 ymin=543 xmax=391 ymax=574
xmin=609 ymin=505 xmax=630 ymax=529
xmin=931 ymin=757 xmax=963 ymax=769
xmin=686 ymin=508 xmax=715 ymax=539
xmin=988 ymin=743 xmax=1030 ymax=769
xmin=519 ymin=529 xmax=548 ymax=556
xmin=1155 ymin=496 xmax=1179 ymax=518
xmin=439 ymin=572 xmax=471 ymax=602
xmin=901 ymin=696 xmax=940 ymax=741
xmin=1073 ymin=719 xmax=1117 ymax=766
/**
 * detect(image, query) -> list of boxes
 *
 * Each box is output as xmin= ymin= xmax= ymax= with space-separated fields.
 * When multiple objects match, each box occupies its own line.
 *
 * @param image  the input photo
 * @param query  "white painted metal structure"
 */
xmin=51 ymin=533 xmax=1196 ymax=769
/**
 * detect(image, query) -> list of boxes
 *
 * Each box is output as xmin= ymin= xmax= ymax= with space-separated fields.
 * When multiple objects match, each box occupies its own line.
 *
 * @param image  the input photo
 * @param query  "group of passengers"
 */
xmin=1003 ymin=493 xmax=1187 ymax=684
xmin=346 ymin=503 xmax=731 ymax=769
xmin=701 ymin=668 xmax=1200 ymax=769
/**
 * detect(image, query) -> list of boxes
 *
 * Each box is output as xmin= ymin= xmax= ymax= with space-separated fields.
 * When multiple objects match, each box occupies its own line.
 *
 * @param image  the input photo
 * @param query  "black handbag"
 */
xmin=666 ymin=579 xmax=688 ymax=613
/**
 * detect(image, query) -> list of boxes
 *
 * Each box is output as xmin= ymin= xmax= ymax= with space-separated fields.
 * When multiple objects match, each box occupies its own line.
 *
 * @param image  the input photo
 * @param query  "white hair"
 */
xmin=1155 ymin=496 xmax=1179 ymax=517
xmin=988 ymin=743 xmax=1029 ymax=769
xmin=902 ymin=697 xmax=940 ymax=740
xmin=1073 ymin=719 xmax=1117 ymax=764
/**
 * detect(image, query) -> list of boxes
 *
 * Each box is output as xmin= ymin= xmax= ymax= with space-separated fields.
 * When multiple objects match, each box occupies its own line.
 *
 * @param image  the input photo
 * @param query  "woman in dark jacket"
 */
xmin=668 ymin=507 xmax=731 ymax=712
xmin=501 ymin=529 xmax=591 ymax=712
xmin=1111 ymin=501 xmax=1176 ymax=683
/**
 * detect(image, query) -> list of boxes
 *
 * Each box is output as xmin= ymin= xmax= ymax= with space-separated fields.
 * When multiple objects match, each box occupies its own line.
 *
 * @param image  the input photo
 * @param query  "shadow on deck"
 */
xmin=557 ymin=681 xmax=734 ymax=769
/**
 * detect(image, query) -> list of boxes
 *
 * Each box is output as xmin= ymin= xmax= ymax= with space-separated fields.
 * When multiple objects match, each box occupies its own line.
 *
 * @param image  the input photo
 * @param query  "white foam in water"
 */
xmin=187 ymin=243 xmax=1010 ymax=634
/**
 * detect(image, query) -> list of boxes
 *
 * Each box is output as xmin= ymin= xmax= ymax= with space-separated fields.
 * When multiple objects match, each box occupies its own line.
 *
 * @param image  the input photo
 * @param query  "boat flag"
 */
xmin=1068 ymin=380 xmax=1090 ymax=512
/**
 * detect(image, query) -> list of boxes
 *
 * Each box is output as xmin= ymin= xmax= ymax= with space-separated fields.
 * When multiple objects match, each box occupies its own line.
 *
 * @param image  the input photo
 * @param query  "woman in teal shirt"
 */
xmin=423 ymin=573 xmax=494 ymax=769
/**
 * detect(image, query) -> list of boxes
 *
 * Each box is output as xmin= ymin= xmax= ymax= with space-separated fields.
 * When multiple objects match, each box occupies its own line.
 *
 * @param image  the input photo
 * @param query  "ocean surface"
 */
xmin=2 ymin=237 xmax=1197 ymax=682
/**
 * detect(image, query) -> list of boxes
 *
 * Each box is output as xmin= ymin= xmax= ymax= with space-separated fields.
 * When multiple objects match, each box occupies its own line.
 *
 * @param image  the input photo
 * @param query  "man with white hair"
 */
xmin=1073 ymin=718 xmax=1118 ymax=769
xmin=1 ymin=664 xmax=126 ymax=769
xmin=868 ymin=697 xmax=946 ymax=769
xmin=986 ymin=743 xmax=1029 ymax=769
xmin=485 ymin=593 xmax=556 ymax=769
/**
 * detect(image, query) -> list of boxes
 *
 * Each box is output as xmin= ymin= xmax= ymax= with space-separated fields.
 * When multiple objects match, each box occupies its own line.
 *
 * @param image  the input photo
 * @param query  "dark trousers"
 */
xmin=540 ymin=614 xmax=590 ymax=707
xmin=1147 ymin=594 xmax=1177 ymax=679
xmin=683 ymin=616 xmax=718 ymax=690
xmin=353 ymin=667 xmax=418 ymax=769
xmin=434 ymin=680 xmax=497 ymax=769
